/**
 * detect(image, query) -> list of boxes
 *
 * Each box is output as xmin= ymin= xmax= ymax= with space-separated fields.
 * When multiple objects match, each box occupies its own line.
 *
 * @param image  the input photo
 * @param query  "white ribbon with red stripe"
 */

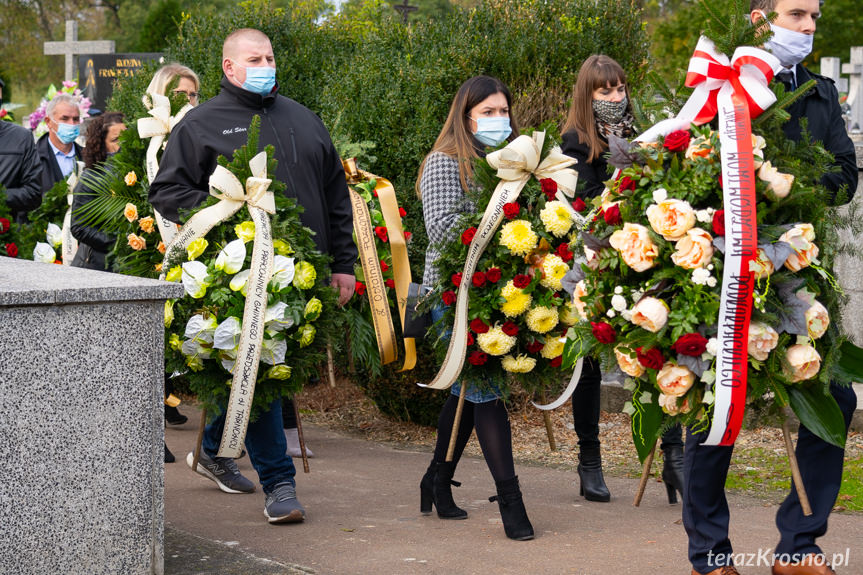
xmin=637 ymin=37 xmax=781 ymax=446
xmin=636 ymin=36 xmax=781 ymax=142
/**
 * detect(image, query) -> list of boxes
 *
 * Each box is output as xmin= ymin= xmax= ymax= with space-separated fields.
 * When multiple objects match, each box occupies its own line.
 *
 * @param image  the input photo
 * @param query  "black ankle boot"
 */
xmin=577 ymin=450 xmax=610 ymax=502
xmin=489 ymin=476 xmax=534 ymax=541
xmin=164 ymin=442 xmax=175 ymax=463
xmin=420 ymin=461 xmax=467 ymax=519
xmin=165 ymin=405 xmax=188 ymax=426
xmin=662 ymin=445 xmax=684 ymax=504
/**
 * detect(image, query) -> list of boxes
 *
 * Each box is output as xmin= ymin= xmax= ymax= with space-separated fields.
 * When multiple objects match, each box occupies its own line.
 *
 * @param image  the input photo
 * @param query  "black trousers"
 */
xmin=682 ymin=382 xmax=856 ymax=572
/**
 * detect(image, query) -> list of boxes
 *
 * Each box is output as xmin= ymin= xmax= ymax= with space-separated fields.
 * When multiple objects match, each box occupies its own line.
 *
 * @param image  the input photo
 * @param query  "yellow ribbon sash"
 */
xmin=423 ymin=132 xmax=578 ymax=390
xmin=160 ymin=151 xmax=276 ymax=458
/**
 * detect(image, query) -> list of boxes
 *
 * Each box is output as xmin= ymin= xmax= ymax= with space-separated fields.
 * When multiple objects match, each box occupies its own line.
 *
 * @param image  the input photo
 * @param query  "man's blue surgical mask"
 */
xmin=55 ymin=122 xmax=80 ymax=145
xmin=240 ymin=65 xmax=276 ymax=96
xmin=472 ymin=116 xmax=512 ymax=147
xmin=758 ymin=11 xmax=814 ymax=68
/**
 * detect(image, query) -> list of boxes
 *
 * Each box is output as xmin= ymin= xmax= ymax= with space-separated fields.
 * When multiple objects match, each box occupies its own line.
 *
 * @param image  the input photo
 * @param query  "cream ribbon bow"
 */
xmin=422 ymin=131 xmax=578 ymax=391
xmin=160 ymin=151 xmax=276 ymax=459
xmin=138 ymin=92 xmax=194 ymax=244
xmin=60 ymin=160 xmax=84 ymax=266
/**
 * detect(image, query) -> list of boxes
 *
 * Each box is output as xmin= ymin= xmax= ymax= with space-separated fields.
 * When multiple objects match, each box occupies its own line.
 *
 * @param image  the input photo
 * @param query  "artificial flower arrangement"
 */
xmin=28 ymin=81 xmax=91 ymax=137
xmin=70 ymin=90 xmax=189 ymax=277
xmin=161 ymin=117 xmax=340 ymax=417
xmin=0 ymin=186 xmax=20 ymax=258
xmin=565 ymin=63 xmax=862 ymax=457
xmin=429 ymin=129 xmax=581 ymax=396
xmin=19 ymin=177 xmax=73 ymax=264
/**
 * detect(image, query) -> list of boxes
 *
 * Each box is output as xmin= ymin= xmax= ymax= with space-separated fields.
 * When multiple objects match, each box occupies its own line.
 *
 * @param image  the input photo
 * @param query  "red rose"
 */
xmin=618 ymin=175 xmax=637 ymax=191
xmin=468 ymin=351 xmax=488 ymax=366
xmin=526 ymin=341 xmax=544 ymax=354
xmin=591 ymin=321 xmax=616 ymax=344
xmin=501 ymin=321 xmax=519 ymax=336
xmin=404 ymin=231 xmax=412 ymax=242
xmin=672 ymin=333 xmax=709 ymax=356
xmin=0 ymin=217 xmax=10 ymax=234
xmin=556 ymin=242 xmax=573 ymax=262
xmin=441 ymin=290 xmax=456 ymax=305
xmin=385 ymin=279 xmax=395 ymax=288
xmin=513 ymin=274 xmax=531 ymax=289
xmin=355 ymin=281 xmax=366 ymax=296
xmin=5 ymin=242 xmax=18 ymax=258
xmin=399 ymin=207 xmax=407 ymax=217
xmin=373 ymin=189 xmax=378 ymax=197
xmin=603 ymin=204 xmax=621 ymax=225
xmin=0 ymin=109 xmax=6 ymax=118
xmin=636 ymin=347 xmax=664 ymax=370
xmin=503 ymin=202 xmax=520 ymax=220
xmin=572 ymin=197 xmax=587 ymax=212
xmin=380 ymin=259 xmax=389 ymax=272
xmin=452 ymin=272 xmax=463 ymax=287
xmin=374 ymin=226 xmax=388 ymax=242
xmin=718 ymin=174 xmax=723 ymax=189
xmin=486 ymin=267 xmax=502 ymax=283
xmin=461 ymin=227 xmax=477 ymax=245
xmin=470 ymin=317 xmax=489 ymax=334
xmin=467 ymin=332 xmax=475 ymax=346
xmin=540 ymin=178 xmax=558 ymax=200
xmin=550 ymin=356 xmax=563 ymax=368
xmin=472 ymin=271 xmax=487 ymax=288
xmin=712 ymin=210 xmax=725 ymax=236
xmin=663 ymin=130 xmax=691 ymax=152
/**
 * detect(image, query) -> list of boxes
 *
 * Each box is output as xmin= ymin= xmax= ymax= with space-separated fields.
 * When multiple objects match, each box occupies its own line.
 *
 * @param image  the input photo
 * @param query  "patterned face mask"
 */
xmin=592 ymin=97 xmax=628 ymax=125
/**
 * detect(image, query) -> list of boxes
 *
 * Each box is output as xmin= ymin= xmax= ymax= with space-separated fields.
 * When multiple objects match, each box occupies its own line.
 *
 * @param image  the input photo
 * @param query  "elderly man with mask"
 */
xmin=36 ymin=93 xmax=83 ymax=200
xmin=150 ymin=28 xmax=356 ymax=525
xmin=681 ymin=2 xmax=858 ymax=575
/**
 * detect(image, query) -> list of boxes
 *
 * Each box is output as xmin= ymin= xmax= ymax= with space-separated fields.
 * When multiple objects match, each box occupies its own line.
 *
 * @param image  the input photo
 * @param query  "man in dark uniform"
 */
xmin=683 ymin=2 xmax=858 ymax=574
xmin=35 ymin=93 xmax=83 ymax=200
xmin=150 ymin=28 xmax=356 ymax=524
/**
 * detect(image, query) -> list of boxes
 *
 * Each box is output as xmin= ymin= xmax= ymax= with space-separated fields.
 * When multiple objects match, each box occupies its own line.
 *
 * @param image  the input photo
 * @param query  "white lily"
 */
xmin=33 ymin=242 xmax=56 ymax=263
xmin=265 ymin=301 xmax=294 ymax=331
xmin=229 ymin=269 xmax=250 ymax=295
xmin=261 ymin=337 xmax=287 ymax=365
xmin=181 ymin=261 xmax=211 ymax=298
xmin=271 ymin=255 xmax=295 ymax=289
xmin=213 ymin=316 xmax=242 ymax=350
xmin=183 ymin=313 xmax=218 ymax=343
xmin=214 ymin=239 xmax=247 ymax=275
xmin=46 ymin=223 xmax=63 ymax=247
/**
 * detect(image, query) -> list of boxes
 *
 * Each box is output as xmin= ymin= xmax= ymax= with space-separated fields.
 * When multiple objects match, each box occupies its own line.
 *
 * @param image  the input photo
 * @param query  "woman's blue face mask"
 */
xmin=472 ymin=116 xmax=511 ymax=147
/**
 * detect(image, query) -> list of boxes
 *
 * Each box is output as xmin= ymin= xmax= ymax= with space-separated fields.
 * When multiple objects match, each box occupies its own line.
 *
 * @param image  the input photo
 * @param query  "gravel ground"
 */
xmin=297 ymin=377 xmax=863 ymax=509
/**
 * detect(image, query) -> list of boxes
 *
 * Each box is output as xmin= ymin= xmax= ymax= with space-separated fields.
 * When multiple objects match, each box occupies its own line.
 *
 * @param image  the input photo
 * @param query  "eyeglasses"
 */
xmin=173 ymin=90 xmax=200 ymax=103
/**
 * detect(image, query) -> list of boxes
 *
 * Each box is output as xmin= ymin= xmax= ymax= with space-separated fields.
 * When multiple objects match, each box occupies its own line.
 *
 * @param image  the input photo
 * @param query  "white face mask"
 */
xmin=758 ymin=10 xmax=814 ymax=68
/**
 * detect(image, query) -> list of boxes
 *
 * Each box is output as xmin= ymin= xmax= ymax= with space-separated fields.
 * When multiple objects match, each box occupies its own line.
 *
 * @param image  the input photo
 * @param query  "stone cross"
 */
xmin=44 ymin=20 xmax=115 ymax=83
xmin=393 ymin=0 xmax=418 ymax=24
xmin=841 ymin=47 xmax=863 ymax=133
xmin=820 ymin=57 xmax=848 ymax=92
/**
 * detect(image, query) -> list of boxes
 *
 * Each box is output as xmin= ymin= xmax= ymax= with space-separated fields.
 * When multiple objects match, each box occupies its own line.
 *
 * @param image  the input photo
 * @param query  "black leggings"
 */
xmin=432 ymin=394 xmax=515 ymax=482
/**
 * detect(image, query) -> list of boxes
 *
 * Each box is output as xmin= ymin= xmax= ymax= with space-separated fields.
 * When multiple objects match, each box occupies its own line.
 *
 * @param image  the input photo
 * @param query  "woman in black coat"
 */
xmin=561 ymin=55 xmax=684 ymax=505
xmin=70 ymin=112 xmax=125 ymax=270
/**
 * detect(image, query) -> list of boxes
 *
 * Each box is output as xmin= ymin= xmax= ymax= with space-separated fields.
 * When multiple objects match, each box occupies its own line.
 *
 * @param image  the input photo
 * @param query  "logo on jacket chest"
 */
xmin=222 ymin=126 xmax=248 ymax=136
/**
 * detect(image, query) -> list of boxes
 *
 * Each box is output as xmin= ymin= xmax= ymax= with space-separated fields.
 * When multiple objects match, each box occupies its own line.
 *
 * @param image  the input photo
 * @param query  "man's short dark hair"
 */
xmin=750 ymin=0 xmax=776 ymax=13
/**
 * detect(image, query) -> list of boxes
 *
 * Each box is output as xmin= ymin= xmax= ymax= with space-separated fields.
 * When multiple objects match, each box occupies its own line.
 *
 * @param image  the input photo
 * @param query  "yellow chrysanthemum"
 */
xmin=499 ymin=219 xmax=538 ymax=256
xmin=273 ymin=238 xmax=294 ymax=255
xmin=525 ymin=305 xmax=559 ymax=334
xmin=540 ymin=254 xmax=569 ymax=290
xmin=293 ymin=261 xmax=317 ymax=290
xmin=500 ymin=281 xmax=532 ymax=317
xmin=502 ymin=354 xmax=537 ymax=373
xmin=541 ymin=336 xmax=565 ymax=359
xmin=235 ymin=221 xmax=256 ymax=243
xmin=476 ymin=325 xmax=517 ymax=356
xmin=539 ymin=201 xmax=573 ymax=237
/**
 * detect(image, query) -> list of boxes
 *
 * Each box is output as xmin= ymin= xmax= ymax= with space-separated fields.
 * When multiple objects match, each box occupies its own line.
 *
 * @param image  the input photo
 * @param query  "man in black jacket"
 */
xmin=150 ymin=28 xmax=356 ymax=524
xmin=35 ymin=94 xmax=83 ymax=204
xmin=0 ymin=120 xmax=42 ymax=224
xmin=683 ymin=2 xmax=859 ymax=575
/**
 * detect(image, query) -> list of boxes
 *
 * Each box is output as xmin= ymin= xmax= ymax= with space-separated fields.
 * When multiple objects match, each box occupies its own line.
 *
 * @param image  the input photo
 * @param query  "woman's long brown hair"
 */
xmin=82 ymin=112 xmax=124 ymax=169
xmin=562 ymin=55 xmax=630 ymax=163
xmin=416 ymin=75 xmax=519 ymax=196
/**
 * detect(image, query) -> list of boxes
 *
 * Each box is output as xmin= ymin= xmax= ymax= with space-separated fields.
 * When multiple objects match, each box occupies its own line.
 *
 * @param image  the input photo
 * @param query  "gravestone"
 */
xmin=43 ymin=20 xmax=115 ymax=83
xmin=0 ymin=257 xmax=183 ymax=575
xmin=79 ymin=53 xmax=163 ymax=111
xmin=842 ymin=47 xmax=863 ymax=133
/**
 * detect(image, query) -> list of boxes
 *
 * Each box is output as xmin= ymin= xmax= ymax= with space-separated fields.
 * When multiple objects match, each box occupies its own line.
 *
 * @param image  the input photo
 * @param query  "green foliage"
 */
xmin=137 ymin=0 xmax=184 ymax=52
xmin=18 ymin=178 xmax=71 ymax=262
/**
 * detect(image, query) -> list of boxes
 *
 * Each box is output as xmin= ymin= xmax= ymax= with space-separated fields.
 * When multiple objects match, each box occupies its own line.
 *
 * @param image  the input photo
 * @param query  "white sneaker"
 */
xmin=284 ymin=427 xmax=314 ymax=458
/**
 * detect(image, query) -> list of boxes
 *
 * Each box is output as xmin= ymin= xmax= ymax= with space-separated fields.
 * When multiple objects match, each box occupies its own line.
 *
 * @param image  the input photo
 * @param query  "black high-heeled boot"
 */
xmin=164 ymin=442 xmax=175 ymax=463
xmin=420 ymin=461 xmax=467 ymax=519
xmin=662 ymin=445 xmax=684 ymax=504
xmin=489 ymin=476 xmax=534 ymax=541
xmin=577 ymin=450 xmax=610 ymax=502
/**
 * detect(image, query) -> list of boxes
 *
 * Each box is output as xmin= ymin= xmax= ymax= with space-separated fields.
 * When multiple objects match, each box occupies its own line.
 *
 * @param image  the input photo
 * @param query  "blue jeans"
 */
xmin=202 ymin=398 xmax=296 ymax=493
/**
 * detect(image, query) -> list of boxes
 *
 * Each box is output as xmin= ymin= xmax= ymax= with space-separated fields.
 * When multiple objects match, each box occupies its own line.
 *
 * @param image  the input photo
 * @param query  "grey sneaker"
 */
xmin=186 ymin=451 xmax=255 ymax=494
xmin=264 ymin=482 xmax=306 ymax=524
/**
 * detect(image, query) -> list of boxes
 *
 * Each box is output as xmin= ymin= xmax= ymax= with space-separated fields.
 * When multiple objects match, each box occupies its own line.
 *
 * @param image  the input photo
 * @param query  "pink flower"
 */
xmin=656 ymin=362 xmax=695 ymax=396
xmin=783 ymin=344 xmax=821 ymax=383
